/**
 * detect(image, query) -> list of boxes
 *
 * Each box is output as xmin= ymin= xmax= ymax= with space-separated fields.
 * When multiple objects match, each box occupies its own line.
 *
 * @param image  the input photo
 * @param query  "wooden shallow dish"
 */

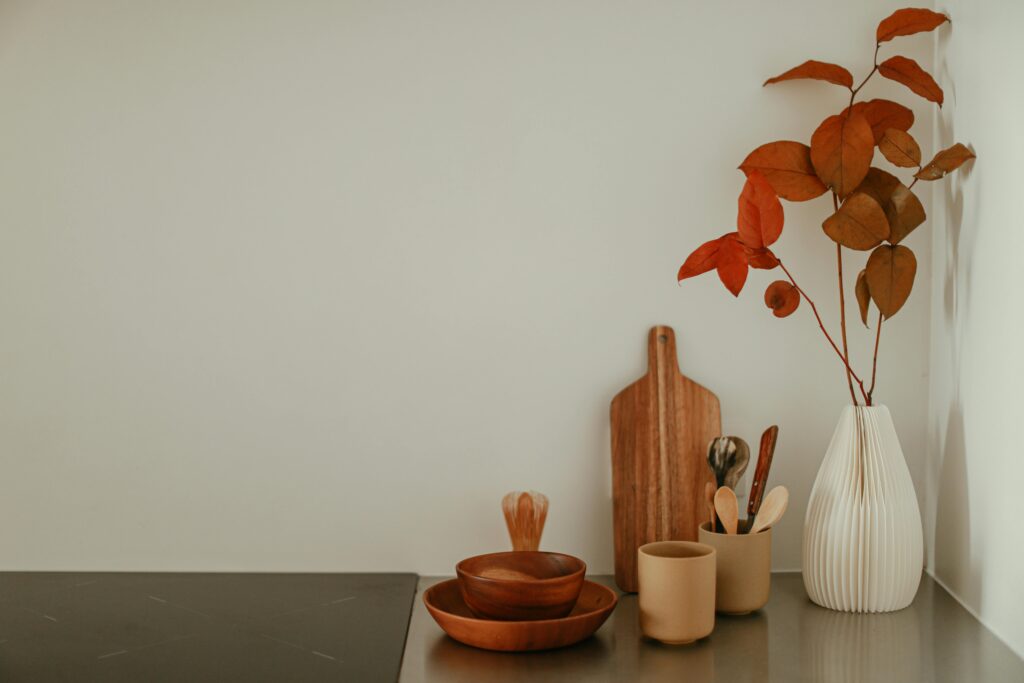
xmin=424 ymin=579 xmax=617 ymax=652
xmin=456 ymin=551 xmax=585 ymax=620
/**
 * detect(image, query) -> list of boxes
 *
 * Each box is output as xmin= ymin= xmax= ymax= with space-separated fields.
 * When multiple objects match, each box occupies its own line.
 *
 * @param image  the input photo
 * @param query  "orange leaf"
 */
xmin=879 ymin=128 xmax=922 ymax=168
xmin=855 ymin=168 xmax=926 ymax=244
xmin=678 ymin=237 xmax=724 ymax=281
xmin=739 ymin=141 xmax=828 ymax=201
xmin=876 ymin=8 xmax=949 ymax=43
xmin=915 ymin=143 xmax=976 ymax=180
xmin=764 ymin=280 xmax=800 ymax=318
xmin=822 ymin=192 xmax=890 ymax=250
xmin=855 ymin=270 xmax=871 ymax=326
xmin=744 ymin=246 xmax=779 ymax=270
xmin=844 ymin=99 xmax=914 ymax=143
xmin=737 ymin=172 xmax=784 ymax=249
xmin=866 ymin=244 xmax=917 ymax=318
xmin=879 ymin=56 xmax=944 ymax=106
xmin=810 ymin=112 xmax=874 ymax=198
xmin=717 ymin=234 xmax=749 ymax=297
xmin=764 ymin=60 xmax=853 ymax=88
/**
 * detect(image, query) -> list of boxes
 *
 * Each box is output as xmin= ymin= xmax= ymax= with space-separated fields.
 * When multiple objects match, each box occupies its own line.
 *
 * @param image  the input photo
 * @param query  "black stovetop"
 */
xmin=0 ymin=572 xmax=417 ymax=682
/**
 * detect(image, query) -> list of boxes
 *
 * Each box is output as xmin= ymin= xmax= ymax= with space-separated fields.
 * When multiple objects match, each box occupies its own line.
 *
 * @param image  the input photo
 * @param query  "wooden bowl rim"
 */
xmin=455 ymin=551 xmax=587 ymax=585
xmin=424 ymin=578 xmax=617 ymax=626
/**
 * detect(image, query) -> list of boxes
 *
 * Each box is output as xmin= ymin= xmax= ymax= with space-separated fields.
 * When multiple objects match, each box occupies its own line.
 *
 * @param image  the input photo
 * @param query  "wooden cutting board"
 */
xmin=610 ymin=326 xmax=720 ymax=592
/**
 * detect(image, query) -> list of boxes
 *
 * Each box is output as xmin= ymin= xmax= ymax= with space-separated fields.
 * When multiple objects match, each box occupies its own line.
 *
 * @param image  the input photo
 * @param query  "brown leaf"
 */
xmin=879 ymin=128 xmax=922 ymax=168
xmin=811 ymin=112 xmax=874 ymax=198
xmin=866 ymin=244 xmax=917 ymax=318
xmin=737 ymin=172 xmax=784 ymax=249
xmin=764 ymin=60 xmax=854 ymax=88
xmin=853 ymin=168 xmax=926 ymax=244
xmin=855 ymin=270 xmax=871 ymax=326
xmin=739 ymin=141 xmax=828 ymax=201
xmin=764 ymin=280 xmax=800 ymax=318
xmin=844 ymin=99 xmax=915 ymax=143
xmin=877 ymin=8 xmax=949 ymax=43
xmin=822 ymin=192 xmax=890 ymax=250
xmin=717 ymin=234 xmax=749 ymax=297
xmin=879 ymin=56 xmax=944 ymax=106
xmin=915 ymin=143 xmax=976 ymax=180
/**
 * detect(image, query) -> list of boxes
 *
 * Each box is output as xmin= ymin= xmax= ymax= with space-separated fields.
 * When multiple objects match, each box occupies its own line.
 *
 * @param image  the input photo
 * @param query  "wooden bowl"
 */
xmin=424 ymin=578 xmax=617 ymax=651
xmin=456 ymin=551 xmax=586 ymax=620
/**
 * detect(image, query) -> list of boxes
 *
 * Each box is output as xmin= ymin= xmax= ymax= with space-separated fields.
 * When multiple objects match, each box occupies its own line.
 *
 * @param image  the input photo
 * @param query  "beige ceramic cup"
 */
xmin=638 ymin=541 xmax=716 ymax=644
xmin=698 ymin=520 xmax=771 ymax=615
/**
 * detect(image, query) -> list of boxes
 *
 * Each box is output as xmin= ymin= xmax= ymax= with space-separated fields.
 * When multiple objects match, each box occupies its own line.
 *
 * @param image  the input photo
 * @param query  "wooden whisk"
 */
xmin=502 ymin=491 xmax=549 ymax=551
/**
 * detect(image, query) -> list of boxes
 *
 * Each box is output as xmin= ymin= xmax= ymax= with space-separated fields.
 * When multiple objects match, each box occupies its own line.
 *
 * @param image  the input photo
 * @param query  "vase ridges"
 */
xmin=803 ymin=406 xmax=923 ymax=613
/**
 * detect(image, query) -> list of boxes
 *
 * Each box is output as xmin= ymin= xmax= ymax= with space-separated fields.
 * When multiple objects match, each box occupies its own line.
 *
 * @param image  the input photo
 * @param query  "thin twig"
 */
xmin=867 ymin=310 xmax=883 ymax=404
xmin=848 ymin=44 xmax=880 ymax=109
xmin=833 ymin=195 xmax=858 ymax=405
xmin=777 ymin=259 xmax=869 ymax=402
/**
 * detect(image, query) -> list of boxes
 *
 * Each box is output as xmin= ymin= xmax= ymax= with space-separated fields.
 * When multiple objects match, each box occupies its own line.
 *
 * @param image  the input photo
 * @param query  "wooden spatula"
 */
xmin=748 ymin=426 xmax=779 ymax=519
xmin=704 ymin=481 xmax=717 ymax=531
xmin=713 ymin=486 xmax=739 ymax=535
xmin=749 ymin=485 xmax=789 ymax=534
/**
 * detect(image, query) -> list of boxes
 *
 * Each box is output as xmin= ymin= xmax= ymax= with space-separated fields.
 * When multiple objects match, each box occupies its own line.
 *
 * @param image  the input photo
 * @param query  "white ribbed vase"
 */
xmin=802 ymin=405 xmax=923 ymax=612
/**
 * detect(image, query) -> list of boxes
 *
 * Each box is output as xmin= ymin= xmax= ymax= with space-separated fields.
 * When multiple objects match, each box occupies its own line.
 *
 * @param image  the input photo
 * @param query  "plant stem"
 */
xmin=867 ymin=310 xmax=883 ymax=405
xmin=833 ymin=195 xmax=858 ymax=405
xmin=777 ymin=259 xmax=869 ymax=403
xmin=848 ymin=44 xmax=880 ymax=109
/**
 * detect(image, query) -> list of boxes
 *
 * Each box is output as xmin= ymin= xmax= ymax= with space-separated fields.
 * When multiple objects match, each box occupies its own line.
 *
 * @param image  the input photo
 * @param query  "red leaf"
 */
xmin=740 ymin=141 xmax=828 ymax=201
xmin=764 ymin=60 xmax=854 ymax=88
xmin=879 ymin=56 xmax=944 ymax=106
xmin=844 ymin=99 xmax=915 ymax=143
xmin=810 ymin=111 xmax=874 ymax=198
xmin=764 ymin=280 xmax=800 ymax=318
xmin=678 ymin=233 xmax=753 ymax=296
xmin=717 ymin=234 xmax=749 ymax=297
xmin=877 ymin=8 xmax=949 ymax=43
xmin=915 ymin=143 xmax=976 ymax=180
xmin=737 ymin=172 xmax=784 ymax=249
xmin=677 ymin=237 xmax=723 ymax=281
xmin=744 ymin=246 xmax=779 ymax=270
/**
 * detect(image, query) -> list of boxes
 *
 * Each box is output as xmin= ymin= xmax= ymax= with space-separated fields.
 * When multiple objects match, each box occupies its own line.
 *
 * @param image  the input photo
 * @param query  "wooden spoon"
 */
xmin=704 ymin=481 xmax=717 ymax=531
xmin=713 ymin=486 xmax=739 ymax=535
xmin=749 ymin=486 xmax=789 ymax=534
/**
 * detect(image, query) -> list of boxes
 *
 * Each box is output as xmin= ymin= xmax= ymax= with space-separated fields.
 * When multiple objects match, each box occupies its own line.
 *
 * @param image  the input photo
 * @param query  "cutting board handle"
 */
xmin=647 ymin=326 xmax=680 ymax=375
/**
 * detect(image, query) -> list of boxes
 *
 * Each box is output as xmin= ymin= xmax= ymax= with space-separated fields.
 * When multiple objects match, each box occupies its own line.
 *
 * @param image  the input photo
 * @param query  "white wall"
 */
xmin=926 ymin=0 xmax=1024 ymax=658
xmin=0 ymin=0 xmax=932 ymax=574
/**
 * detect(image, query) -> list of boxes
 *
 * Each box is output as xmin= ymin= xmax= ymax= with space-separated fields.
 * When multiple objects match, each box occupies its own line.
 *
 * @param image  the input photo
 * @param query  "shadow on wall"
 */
xmin=930 ymin=33 xmax=982 ymax=615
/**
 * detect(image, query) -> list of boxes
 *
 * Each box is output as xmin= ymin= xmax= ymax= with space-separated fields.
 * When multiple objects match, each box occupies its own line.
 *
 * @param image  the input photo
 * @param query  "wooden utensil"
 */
xmin=610 ymin=326 xmax=720 ymax=592
xmin=723 ymin=438 xmax=749 ymax=490
xmin=423 ymin=579 xmax=617 ymax=652
xmin=707 ymin=436 xmax=748 ymax=489
xmin=747 ymin=426 xmax=779 ymax=519
xmin=749 ymin=485 xmax=789 ymax=534
xmin=714 ymin=486 xmax=739 ymax=535
xmin=704 ymin=481 xmax=718 ymax=532
xmin=502 ymin=491 xmax=549 ymax=551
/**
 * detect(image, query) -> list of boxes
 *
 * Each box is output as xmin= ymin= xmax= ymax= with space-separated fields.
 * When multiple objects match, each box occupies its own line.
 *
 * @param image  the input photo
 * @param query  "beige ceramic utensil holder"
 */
xmin=698 ymin=520 xmax=771 ymax=615
xmin=638 ymin=541 xmax=716 ymax=645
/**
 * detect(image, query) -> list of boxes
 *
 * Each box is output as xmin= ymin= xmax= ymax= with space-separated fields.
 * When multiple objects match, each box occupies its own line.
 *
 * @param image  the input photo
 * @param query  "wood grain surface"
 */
xmin=610 ymin=326 xmax=720 ymax=592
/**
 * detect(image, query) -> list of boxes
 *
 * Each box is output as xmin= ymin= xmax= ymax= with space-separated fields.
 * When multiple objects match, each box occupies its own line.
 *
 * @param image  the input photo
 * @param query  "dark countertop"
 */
xmin=400 ymin=573 xmax=1024 ymax=683
xmin=0 ymin=572 xmax=418 ymax=682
